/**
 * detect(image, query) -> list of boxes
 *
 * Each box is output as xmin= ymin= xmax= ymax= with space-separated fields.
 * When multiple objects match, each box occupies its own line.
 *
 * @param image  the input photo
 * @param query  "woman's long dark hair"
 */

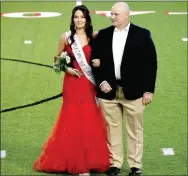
xmin=69 ymin=5 xmax=93 ymax=45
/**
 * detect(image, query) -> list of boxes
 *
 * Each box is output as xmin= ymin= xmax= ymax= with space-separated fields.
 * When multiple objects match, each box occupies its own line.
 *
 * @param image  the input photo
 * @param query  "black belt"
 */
xmin=116 ymin=79 xmax=122 ymax=86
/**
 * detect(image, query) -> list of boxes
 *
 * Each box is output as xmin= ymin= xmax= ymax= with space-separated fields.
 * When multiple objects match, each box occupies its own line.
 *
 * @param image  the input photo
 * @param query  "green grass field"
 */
xmin=1 ymin=1 xmax=187 ymax=176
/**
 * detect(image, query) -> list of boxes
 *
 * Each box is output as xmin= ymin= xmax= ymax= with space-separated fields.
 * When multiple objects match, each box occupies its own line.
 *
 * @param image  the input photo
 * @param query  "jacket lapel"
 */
xmin=124 ymin=23 xmax=134 ymax=49
xmin=107 ymin=26 xmax=116 ymax=76
xmin=108 ymin=26 xmax=115 ymax=56
xmin=121 ymin=23 xmax=135 ymax=61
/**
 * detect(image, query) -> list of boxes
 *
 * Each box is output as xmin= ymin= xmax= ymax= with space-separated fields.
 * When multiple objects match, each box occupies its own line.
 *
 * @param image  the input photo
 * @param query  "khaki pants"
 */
xmin=100 ymin=86 xmax=145 ymax=169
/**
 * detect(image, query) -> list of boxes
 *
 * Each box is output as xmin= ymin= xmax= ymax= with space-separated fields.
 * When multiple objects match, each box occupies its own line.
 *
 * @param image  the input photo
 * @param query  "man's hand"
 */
xmin=142 ymin=92 xmax=153 ymax=106
xmin=100 ymin=81 xmax=112 ymax=93
xmin=92 ymin=59 xmax=100 ymax=67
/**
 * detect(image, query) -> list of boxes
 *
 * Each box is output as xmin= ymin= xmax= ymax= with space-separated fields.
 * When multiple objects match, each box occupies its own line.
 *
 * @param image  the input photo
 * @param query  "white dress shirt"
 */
xmin=112 ymin=22 xmax=130 ymax=80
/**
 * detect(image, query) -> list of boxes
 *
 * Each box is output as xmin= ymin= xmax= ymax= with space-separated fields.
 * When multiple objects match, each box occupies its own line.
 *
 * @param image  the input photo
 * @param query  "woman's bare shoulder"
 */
xmin=59 ymin=33 xmax=68 ymax=45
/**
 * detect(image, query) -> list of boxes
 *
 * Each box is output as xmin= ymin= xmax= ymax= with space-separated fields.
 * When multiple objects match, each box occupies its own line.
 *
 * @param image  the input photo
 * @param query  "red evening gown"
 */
xmin=33 ymin=44 xmax=110 ymax=174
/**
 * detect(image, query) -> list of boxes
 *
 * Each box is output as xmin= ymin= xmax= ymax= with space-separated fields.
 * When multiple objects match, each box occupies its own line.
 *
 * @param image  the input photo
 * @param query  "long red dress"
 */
xmin=33 ymin=44 xmax=110 ymax=174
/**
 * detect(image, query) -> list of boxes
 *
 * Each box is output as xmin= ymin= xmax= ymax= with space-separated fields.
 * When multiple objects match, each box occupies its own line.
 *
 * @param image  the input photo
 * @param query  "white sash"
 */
xmin=65 ymin=31 xmax=96 ymax=86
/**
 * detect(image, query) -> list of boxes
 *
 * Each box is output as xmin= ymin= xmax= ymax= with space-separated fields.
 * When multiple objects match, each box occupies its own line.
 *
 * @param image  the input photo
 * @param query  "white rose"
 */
xmin=60 ymin=51 xmax=67 ymax=57
xmin=65 ymin=55 xmax=71 ymax=64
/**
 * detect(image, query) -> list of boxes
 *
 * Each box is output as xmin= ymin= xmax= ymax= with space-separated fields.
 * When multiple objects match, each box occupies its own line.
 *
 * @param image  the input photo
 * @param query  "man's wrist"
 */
xmin=99 ymin=81 xmax=107 ymax=88
xmin=145 ymin=92 xmax=152 ymax=94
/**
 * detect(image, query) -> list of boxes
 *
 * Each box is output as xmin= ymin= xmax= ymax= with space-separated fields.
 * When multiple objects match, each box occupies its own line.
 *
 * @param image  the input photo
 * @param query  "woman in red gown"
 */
xmin=33 ymin=5 xmax=110 ymax=175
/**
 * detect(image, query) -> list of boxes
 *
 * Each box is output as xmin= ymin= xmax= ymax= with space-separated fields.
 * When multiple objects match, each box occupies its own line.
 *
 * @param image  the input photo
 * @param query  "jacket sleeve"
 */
xmin=91 ymin=31 xmax=106 ymax=88
xmin=143 ymin=30 xmax=157 ymax=93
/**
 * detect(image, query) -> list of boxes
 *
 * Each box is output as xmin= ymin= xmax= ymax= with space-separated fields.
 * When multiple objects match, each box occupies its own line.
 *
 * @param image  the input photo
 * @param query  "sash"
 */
xmin=65 ymin=31 xmax=96 ymax=86
xmin=65 ymin=31 xmax=99 ymax=106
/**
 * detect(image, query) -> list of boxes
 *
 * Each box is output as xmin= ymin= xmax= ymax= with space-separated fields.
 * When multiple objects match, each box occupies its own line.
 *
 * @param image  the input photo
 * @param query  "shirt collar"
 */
xmin=114 ymin=22 xmax=130 ymax=32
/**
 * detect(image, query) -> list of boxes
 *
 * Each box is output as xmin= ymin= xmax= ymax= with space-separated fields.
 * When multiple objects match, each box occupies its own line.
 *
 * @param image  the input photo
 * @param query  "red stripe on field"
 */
xmin=164 ymin=11 xmax=169 ymax=15
xmin=35 ymin=12 xmax=41 ymax=16
xmin=0 ymin=12 xmax=7 ymax=16
xmin=100 ymin=13 xmax=107 ymax=17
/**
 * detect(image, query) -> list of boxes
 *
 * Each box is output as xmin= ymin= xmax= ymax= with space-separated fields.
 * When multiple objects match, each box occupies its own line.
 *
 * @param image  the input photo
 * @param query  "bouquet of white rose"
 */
xmin=53 ymin=51 xmax=71 ymax=72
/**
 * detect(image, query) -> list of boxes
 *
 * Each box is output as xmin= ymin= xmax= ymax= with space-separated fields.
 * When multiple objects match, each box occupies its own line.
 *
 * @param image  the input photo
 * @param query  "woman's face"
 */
xmin=73 ymin=10 xmax=86 ymax=29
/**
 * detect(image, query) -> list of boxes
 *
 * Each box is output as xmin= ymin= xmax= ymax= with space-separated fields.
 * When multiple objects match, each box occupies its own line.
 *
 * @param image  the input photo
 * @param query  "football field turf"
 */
xmin=1 ymin=1 xmax=187 ymax=175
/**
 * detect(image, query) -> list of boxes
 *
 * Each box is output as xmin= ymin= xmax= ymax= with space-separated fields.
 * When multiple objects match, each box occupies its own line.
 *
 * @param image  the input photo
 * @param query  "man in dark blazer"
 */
xmin=91 ymin=2 xmax=157 ymax=176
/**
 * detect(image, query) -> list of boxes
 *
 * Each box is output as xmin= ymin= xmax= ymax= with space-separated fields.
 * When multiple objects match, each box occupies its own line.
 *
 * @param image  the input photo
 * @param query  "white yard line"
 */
xmin=162 ymin=148 xmax=175 ymax=155
xmin=182 ymin=38 xmax=188 ymax=42
xmin=24 ymin=40 xmax=32 ymax=44
xmin=94 ymin=11 xmax=156 ymax=17
xmin=76 ymin=0 xmax=82 ymax=6
xmin=1 ymin=150 xmax=6 ymax=158
xmin=167 ymin=12 xmax=188 ymax=15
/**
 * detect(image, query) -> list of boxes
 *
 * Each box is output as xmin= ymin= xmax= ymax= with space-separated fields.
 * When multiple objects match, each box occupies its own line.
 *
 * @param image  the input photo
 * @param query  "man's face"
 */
xmin=111 ymin=6 xmax=129 ymax=28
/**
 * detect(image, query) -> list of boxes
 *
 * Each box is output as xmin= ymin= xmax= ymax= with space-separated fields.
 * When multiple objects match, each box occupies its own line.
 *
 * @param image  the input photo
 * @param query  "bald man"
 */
xmin=91 ymin=2 xmax=157 ymax=176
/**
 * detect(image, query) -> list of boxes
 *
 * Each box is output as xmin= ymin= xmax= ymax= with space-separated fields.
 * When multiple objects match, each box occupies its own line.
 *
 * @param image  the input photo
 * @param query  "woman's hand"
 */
xmin=92 ymin=59 xmax=100 ymax=67
xmin=66 ymin=67 xmax=82 ymax=77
